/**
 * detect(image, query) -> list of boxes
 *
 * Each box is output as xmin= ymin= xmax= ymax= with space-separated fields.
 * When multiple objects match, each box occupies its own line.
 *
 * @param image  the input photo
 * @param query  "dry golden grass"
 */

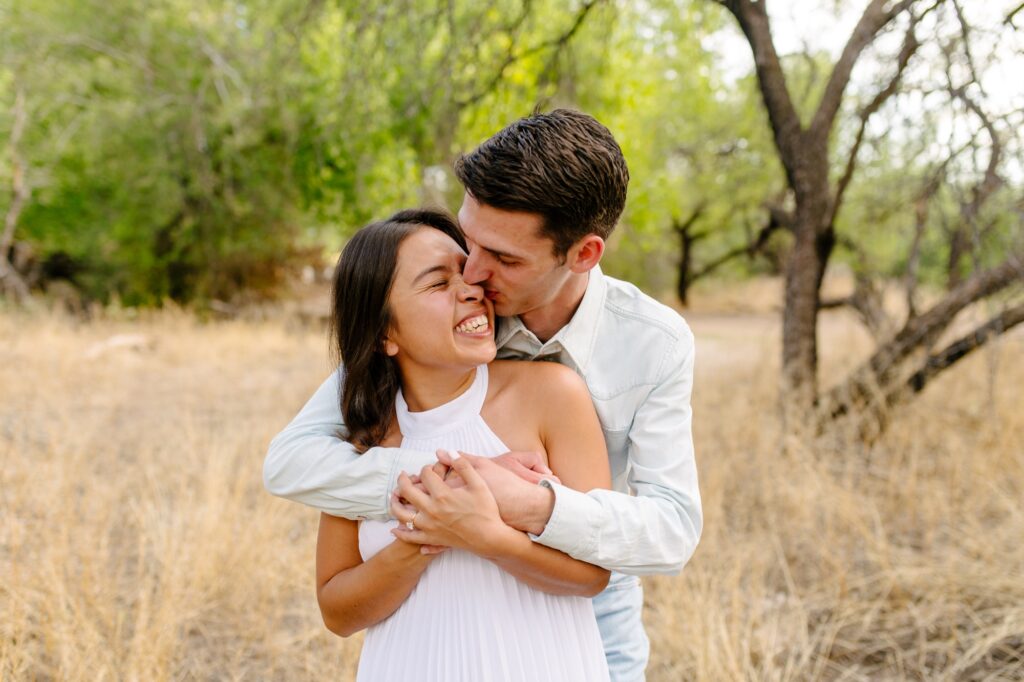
xmin=2 ymin=290 xmax=1022 ymax=680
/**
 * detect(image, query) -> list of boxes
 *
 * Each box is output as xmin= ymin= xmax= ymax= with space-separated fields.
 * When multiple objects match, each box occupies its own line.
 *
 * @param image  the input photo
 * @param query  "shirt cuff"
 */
xmin=382 ymin=448 xmax=430 ymax=520
xmin=528 ymin=480 xmax=603 ymax=559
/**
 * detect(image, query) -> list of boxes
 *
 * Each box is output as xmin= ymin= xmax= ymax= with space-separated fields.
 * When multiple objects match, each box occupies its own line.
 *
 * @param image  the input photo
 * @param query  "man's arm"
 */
xmin=530 ymin=327 xmax=702 ymax=575
xmin=262 ymin=369 xmax=424 ymax=520
xmin=475 ymin=328 xmax=702 ymax=575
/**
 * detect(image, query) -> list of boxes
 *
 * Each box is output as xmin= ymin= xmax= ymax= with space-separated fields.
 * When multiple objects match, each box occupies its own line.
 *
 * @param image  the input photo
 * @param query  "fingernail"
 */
xmin=448 ymin=449 xmax=461 ymax=460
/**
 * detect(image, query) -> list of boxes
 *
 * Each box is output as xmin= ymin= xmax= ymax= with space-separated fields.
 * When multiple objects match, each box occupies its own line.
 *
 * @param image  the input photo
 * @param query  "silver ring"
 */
xmin=406 ymin=515 xmax=417 ymax=531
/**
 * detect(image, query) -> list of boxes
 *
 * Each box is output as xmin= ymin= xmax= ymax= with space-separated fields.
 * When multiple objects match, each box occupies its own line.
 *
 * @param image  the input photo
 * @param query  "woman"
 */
xmin=314 ymin=208 xmax=612 ymax=681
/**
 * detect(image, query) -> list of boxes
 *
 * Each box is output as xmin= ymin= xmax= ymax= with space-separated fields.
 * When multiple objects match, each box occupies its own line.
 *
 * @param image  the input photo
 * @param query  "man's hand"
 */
xmin=436 ymin=450 xmax=556 ymax=536
xmin=427 ymin=450 xmax=560 ymax=489
xmin=390 ymin=453 xmax=513 ymax=556
xmin=492 ymin=451 xmax=561 ymax=485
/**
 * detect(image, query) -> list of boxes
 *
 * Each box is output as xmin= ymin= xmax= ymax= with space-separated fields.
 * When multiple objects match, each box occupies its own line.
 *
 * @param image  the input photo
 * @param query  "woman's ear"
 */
xmin=383 ymin=338 xmax=399 ymax=357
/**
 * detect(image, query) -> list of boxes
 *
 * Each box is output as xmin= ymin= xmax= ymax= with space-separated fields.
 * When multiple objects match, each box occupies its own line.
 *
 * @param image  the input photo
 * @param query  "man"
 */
xmin=264 ymin=109 xmax=701 ymax=681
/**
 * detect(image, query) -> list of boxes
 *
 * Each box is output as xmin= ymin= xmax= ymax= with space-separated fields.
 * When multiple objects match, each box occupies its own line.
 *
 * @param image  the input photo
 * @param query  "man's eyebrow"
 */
xmin=411 ymin=263 xmax=453 ymax=285
xmin=483 ymin=246 xmax=519 ymax=260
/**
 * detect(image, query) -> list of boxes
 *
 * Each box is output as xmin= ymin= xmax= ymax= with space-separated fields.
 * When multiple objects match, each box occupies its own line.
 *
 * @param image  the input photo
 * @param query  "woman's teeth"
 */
xmin=455 ymin=315 xmax=489 ymax=334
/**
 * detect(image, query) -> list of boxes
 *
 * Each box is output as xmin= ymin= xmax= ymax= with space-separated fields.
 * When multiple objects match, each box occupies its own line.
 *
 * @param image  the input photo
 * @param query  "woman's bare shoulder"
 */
xmin=487 ymin=359 xmax=588 ymax=402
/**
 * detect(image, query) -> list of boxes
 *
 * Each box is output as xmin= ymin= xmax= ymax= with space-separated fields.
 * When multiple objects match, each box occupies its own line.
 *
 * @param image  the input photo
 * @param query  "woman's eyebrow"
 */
xmin=411 ymin=263 xmax=453 ymax=285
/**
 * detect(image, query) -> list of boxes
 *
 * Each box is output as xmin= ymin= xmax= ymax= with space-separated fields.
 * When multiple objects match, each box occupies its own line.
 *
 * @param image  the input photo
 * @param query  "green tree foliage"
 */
xmin=2 ymin=0 xmax=1018 ymax=308
xmin=2 ymin=0 xmax=324 ymax=304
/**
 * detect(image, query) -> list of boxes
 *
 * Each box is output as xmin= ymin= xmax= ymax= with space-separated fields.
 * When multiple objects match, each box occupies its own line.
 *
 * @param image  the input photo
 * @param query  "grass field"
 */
xmin=2 ymin=281 xmax=1022 ymax=680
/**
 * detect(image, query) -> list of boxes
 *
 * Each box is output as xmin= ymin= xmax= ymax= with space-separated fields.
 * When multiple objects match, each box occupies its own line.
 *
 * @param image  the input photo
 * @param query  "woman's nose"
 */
xmin=456 ymin=277 xmax=484 ymax=302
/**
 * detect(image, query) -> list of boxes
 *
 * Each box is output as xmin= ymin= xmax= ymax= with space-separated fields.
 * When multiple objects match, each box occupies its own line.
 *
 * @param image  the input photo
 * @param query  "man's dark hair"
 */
xmin=329 ymin=207 xmax=466 ymax=452
xmin=453 ymin=108 xmax=629 ymax=256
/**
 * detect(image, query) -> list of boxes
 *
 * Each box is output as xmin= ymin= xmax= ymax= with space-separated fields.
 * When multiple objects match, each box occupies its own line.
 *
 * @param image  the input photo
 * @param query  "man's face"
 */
xmin=457 ymin=193 xmax=573 ymax=319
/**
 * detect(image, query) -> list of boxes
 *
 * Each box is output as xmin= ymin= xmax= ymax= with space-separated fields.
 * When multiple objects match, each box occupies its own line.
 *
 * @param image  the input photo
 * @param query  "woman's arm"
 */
xmin=393 ymin=364 xmax=612 ymax=597
xmin=315 ymin=513 xmax=435 ymax=637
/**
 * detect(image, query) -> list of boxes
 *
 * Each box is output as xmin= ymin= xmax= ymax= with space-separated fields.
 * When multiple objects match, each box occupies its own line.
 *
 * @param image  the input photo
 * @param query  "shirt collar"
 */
xmin=495 ymin=265 xmax=607 ymax=371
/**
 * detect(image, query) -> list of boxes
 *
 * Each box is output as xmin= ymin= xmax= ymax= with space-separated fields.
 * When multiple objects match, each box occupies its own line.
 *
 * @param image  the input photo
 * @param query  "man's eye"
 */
xmin=430 ymin=280 xmax=448 ymax=289
xmin=497 ymin=257 xmax=517 ymax=266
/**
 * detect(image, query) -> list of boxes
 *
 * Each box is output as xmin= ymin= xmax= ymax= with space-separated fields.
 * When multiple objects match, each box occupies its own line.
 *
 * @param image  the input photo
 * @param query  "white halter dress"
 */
xmin=355 ymin=364 xmax=610 ymax=682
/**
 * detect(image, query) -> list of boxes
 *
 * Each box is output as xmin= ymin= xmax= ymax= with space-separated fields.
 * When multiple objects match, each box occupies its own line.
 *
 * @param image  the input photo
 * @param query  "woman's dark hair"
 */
xmin=329 ymin=208 xmax=466 ymax=453
xmin=453 ymin=108 xmax=629 ymax=257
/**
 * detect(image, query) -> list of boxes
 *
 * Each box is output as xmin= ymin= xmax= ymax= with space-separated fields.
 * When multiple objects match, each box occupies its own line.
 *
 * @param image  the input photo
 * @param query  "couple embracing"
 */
xmin=264 ymin=109 xmax=702 ymax=681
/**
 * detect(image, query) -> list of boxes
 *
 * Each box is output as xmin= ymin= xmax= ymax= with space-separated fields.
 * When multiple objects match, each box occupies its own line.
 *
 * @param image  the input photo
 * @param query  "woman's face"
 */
xmin=384 ymin=227 xmax=496 ymax=373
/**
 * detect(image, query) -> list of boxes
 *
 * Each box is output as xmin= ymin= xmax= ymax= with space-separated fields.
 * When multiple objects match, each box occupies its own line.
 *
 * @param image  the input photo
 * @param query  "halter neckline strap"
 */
xmin=395 ymin=365 xmax=489 ymax=439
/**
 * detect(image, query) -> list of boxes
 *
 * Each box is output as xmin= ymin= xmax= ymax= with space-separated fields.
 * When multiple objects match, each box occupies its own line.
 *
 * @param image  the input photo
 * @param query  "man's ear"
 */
xmin=568 ymin=234 xmax=605 ymax=273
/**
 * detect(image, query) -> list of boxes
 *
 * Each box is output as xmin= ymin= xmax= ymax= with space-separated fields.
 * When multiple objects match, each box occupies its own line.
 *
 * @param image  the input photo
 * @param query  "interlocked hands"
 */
xmin=390 ymin=450 xmax=559 ymax=555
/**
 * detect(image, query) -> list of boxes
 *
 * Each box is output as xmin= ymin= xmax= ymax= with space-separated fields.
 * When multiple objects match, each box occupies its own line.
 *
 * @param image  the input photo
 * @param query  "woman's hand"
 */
xmin=390 ymin=451 xmax=515 ymax=557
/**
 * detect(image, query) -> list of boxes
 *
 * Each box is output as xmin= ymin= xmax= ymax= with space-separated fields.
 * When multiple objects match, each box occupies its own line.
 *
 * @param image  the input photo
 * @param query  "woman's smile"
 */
xmin=455 ymin=313 xmax=490 ymax=336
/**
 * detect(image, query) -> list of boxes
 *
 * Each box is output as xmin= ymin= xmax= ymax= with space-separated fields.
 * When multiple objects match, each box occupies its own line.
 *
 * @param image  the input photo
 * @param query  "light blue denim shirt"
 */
xmin=494 ymin=266 xmax=702 ymax=575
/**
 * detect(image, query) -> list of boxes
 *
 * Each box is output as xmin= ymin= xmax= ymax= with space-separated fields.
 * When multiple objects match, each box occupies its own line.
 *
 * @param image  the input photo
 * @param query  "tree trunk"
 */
xmin=676 ymin=222 xmax=697 ymax=306
xmin=781 ymin=205 xmax=833 ymax=413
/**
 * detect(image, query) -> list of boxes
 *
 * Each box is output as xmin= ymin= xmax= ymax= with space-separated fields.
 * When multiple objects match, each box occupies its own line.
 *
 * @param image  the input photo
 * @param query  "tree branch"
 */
xmin=719 ymin=0 xmax=804 ymax=183
xmin=821 ymin=253 xmax=1024 ymax=419
xmin=899 ymin=301 xmax=1024 ymax=399
xmin=953 ymin=86 xmax=1004 ymax=223
xmin=951 ymin=0 xmax=986 ymax=99
xmin=673 ymin=203 xmax=707 ymax=236
xmin=1007 ymin=3 xmax=1024 ymax=27
xmin=809 ymin=0 xmax=917 ymax=141
xmin=830 ymin=7 xmax=925 ymax=225
xmin=454 ymin=0 xmax=603 ymax=109
xmin=690 ymin=210 xmax=781 ymax=282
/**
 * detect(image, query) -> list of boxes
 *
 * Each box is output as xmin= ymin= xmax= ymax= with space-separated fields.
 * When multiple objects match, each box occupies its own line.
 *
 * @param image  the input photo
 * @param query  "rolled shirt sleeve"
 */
xmin=531 ymin=330 xmax=702 ymax=575
xmin=262 ymin=369 xmax=422 ymax=520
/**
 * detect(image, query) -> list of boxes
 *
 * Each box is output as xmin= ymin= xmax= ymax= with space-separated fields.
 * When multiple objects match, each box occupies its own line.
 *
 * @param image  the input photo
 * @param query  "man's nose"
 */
xmin=463 ymin=246 xmax=488 ymax=285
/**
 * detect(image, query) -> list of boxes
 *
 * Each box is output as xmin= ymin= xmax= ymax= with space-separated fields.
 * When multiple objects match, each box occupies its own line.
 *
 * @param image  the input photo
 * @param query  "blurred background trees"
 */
xmin=2 ymin=0 xmax=1021 ymax=427
xmin=0 ymin=0 xmax=776 ymax=305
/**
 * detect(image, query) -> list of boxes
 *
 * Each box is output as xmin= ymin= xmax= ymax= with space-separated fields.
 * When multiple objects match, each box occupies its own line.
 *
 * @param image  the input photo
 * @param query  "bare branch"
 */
xmin=451 ymin=0 xmax=534 ymax=109
xmin=951 ymin=0 xmax=986 ymax=99
xmin=822 ymin=253 xmax=1024 ymax=420
xmin=673 ymin=203 xmax=707 ymax=236
xmin=830 ymin=9 xmax=924 ymax=225
xmin=809 ymin=0 xmax=917 ymax=141
xmin=945 ymin=86 xmax=1004 ymax=287
xmin=455 ymin=0 xmax=603 ymax=109
xmin=900 ymin=301 xmax=1024 ymax=399
xmin=690 ymin=210 xmax=782 ymax=282
xmin=824 ymin=299 xmax=1024 ymax=434
xmin=953 ymin=87 xmax=1004 ymax=219
xmin=719 ymin=0 xmax=804 ymax=181
xmin=1006 ymin=2 xmax=1024 ymax=27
